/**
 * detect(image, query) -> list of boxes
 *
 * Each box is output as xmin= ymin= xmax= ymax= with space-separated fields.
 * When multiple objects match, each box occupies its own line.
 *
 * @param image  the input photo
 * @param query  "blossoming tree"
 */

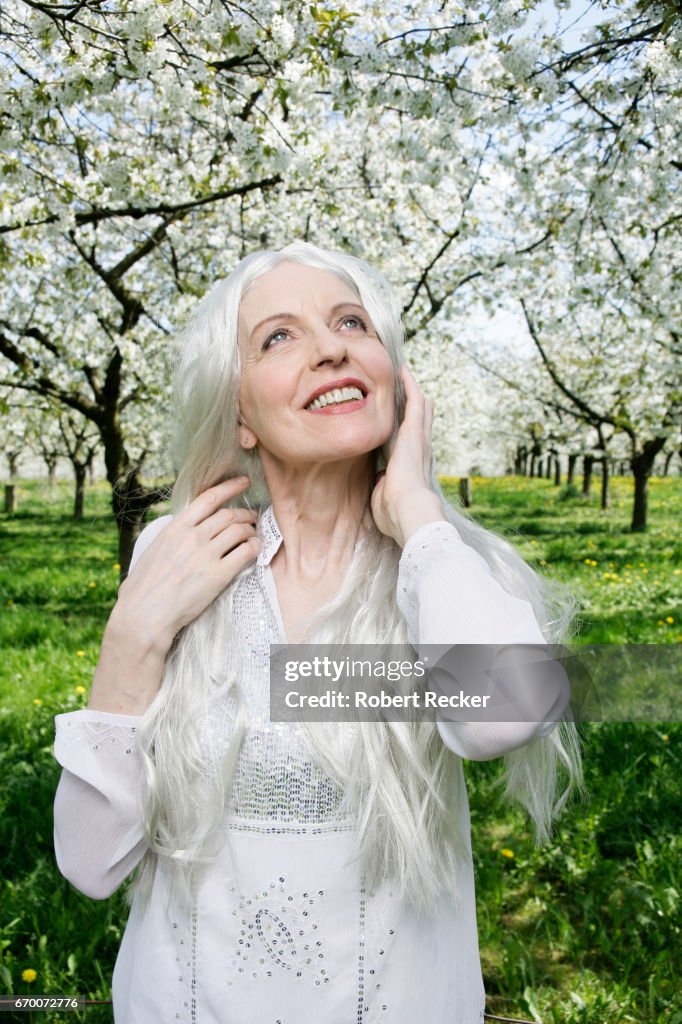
xmin=1 ymin=0 xmax=678 ymax=568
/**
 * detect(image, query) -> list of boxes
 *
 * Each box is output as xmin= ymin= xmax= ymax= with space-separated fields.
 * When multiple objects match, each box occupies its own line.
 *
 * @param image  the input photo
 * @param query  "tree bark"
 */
xmin=554 ymin=454 xmax=561 ymax=486
xmin=514 ymin=446 xmax=528 ymax=475
xmin=74 ymin=464 xmax=86 ymax=520
xmin=44 ymin=455 xmax=58 ymax=488
xmin=630 ymin=438 xmax=667 ymax=531
xmin=545 ymin=457 xmax=552 ymax=480
xmin=567 ymin=453 xmax=578 ymax=485
xmin=4 ymin=484 xmax=16 ymax=514
xmin=631 ymin=465 xmax=648 ymax=531
xmin=600 ymin=458 xmax=610 ymax=510
xmin=111 ymin=471 xmax=170 ymax=579
xmin=459 ymin=477 xmax=472 ymax=508
xmin=582 ymin=455 xmax=594 ymax=496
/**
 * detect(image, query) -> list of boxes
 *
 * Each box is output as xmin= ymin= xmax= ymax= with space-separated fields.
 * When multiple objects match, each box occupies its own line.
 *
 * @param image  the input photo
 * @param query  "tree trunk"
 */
xmin=631 ymin=465 xmax=648 ymax=531
xmin=459 ymin=477 xmax=472 ymax=508
xmin=567 ymin=453 xmax=578 ymax=486
xmin=45 ymin=455 xmax=58 ymax=488
xmin=582 ymin=455 xmax=594 ymax=496
xmin=529 ymin=455 xmax=537 ymax=478
xmin=4 ymin=484 xmax=16 ymax=514
xmin=537 ymin=458 xmax=544 ymax=478
xmin=630 ymin=437 xmax=667 ymax=531
xmin=7 ymin=453 xmax=19 ymax=480
xmin=554 ymin=455 xmax=561 ymax=486
xmin=663 ymin=450 xmax=674 ymax=475
xmin=74 ymin=464 xmax=86 ymax=520
xmin=114 ymin=477 xmax=149 ymax=578
xmin=100 ymin=418 xmax=169 ymax=579
xmin=545 ymin=457 xmax=552 ymax=480
xmin=600 ymin=458 xmax=610 ymax=510
xmin=111 ymin=471 xmax=168 ymax=579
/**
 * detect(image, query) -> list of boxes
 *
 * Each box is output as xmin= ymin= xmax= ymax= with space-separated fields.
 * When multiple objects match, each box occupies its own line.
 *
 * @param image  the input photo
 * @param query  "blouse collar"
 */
xmin=256 ymin=504 xmax=283 ymax=567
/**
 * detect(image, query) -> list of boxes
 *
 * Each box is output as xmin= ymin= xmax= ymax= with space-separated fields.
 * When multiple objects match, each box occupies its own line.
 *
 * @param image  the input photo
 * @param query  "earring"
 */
xmin=239 ymin=429 xmax=257 ymax=450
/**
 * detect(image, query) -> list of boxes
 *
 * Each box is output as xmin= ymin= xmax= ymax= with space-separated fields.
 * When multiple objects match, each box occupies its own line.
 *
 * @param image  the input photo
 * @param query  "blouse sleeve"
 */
xmin=54 ymin=711 xmax=146 ymax=899
xmin=52 ymin=515 xmax=173 ymax=898
xmin=396 ymin=520 xmax=569 ymax=761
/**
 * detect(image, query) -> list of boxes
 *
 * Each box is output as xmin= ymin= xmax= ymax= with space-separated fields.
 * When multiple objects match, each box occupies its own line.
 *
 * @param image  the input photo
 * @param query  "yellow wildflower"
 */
xmin=665 ymin=616 xmax=674 ymax=624
xmin=113 ymin=562 xmax=121 ymax=570
xmin=33 ymin=698 xmax=43 ymax=707
xmin=76 ymin=650 xmax=85 ymax=657
xmin=499 ymin=848 xmax=515 ymax=859
xmin=21 ymin=969 xmax=37 ymax=983
xmin=74 ymin=685 xmax=86 ymax=696
xmin=87 ymin=581 xmax=96 ymax=588
xmin=661 ymin=735 xmax=669 ymax=743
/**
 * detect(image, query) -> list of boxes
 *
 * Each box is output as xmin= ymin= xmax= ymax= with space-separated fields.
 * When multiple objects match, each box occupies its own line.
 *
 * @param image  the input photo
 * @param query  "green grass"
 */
xmin=0 ymin=477 xmax=680 ymax=1022
xmin=440 ymin=474 xmax=682 ymax=644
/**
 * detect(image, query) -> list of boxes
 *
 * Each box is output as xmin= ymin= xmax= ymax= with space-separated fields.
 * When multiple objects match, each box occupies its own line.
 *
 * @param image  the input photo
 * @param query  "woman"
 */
xmin=53 ymin=241 xmax=581 ymax=1024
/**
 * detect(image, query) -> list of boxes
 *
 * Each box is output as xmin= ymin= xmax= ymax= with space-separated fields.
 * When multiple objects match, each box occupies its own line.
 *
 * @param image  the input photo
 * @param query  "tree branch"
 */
xmin=520 ymin=299 xmax=621 ymax=434
xmin=0 ymin=174 xmax=283 ymax=234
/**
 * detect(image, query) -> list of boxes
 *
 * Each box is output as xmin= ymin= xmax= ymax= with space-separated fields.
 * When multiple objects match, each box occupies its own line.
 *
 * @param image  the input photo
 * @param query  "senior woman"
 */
xmin=53 ymin=241 xmax=580 ymax=1024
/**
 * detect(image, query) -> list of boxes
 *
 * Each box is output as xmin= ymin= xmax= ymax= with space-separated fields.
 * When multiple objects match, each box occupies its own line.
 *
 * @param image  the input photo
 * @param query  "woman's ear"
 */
xmin=237 ymin=405 xmax=258 ymax=449
xmin=239 ymin=426 xmax=258 ymax=450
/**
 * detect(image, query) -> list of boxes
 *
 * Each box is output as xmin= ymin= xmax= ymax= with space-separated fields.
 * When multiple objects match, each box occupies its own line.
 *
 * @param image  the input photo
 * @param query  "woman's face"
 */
xmin=237 ymin=262 xmax=396 ymax=468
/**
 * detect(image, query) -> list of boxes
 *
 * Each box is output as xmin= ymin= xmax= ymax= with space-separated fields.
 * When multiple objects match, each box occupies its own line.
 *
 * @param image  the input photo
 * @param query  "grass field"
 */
xmin=0 ymin=476 xmax=680 ymax=1022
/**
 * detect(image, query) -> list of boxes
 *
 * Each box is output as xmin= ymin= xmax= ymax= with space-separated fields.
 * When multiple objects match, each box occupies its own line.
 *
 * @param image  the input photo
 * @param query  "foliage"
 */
xmin=3 ymin=1 xmax=679 ymax=542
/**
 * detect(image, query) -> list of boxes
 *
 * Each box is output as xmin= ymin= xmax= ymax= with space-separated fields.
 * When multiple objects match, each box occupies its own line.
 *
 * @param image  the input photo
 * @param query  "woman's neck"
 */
xmin=263 ymin=456 xmax=374 ymax=579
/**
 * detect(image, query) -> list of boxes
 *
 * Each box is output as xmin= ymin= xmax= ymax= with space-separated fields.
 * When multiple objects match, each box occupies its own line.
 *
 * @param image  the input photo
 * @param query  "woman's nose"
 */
xmin=309 ymin=324 xmax=348 ymax=367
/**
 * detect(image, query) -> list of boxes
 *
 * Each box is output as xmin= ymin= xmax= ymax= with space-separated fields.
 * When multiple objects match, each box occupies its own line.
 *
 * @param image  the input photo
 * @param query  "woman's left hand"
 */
xmin=371 ymin=363 xmax=445 ymax=547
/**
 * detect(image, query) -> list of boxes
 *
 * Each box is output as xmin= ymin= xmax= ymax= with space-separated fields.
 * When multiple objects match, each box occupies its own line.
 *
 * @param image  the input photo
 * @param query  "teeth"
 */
xmin=307 ymin=386 xmax=364 ymax=411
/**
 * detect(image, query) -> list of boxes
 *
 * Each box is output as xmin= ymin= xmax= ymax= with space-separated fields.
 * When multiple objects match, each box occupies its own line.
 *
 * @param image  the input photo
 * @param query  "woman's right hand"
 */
xmin=88 ymin=477 xmax=260 ymax=715
xmin=113 ymin=477 xmax=260 ymax=655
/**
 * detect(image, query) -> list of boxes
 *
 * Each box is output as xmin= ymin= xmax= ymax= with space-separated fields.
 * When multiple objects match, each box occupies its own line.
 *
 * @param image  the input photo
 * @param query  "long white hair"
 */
xmin=132 ymin=241 xmax=582 ymax=910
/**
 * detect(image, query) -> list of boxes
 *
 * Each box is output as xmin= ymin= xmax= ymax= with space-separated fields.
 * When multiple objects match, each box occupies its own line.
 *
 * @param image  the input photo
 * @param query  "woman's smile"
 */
xmin=304 ymin=377 xmax=368 ymax=413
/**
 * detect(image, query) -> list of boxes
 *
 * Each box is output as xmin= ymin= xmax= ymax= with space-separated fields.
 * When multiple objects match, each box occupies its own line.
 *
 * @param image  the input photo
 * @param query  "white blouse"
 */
xmin=53 ymin=508 xmax=563 ymax=1024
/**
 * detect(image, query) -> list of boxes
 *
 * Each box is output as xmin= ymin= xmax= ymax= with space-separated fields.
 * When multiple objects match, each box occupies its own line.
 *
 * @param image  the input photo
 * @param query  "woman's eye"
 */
xmin=341 ymin=315 xmax=367 ymax=330
xmin=263 ymin=328 xmax=289 ymax=349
